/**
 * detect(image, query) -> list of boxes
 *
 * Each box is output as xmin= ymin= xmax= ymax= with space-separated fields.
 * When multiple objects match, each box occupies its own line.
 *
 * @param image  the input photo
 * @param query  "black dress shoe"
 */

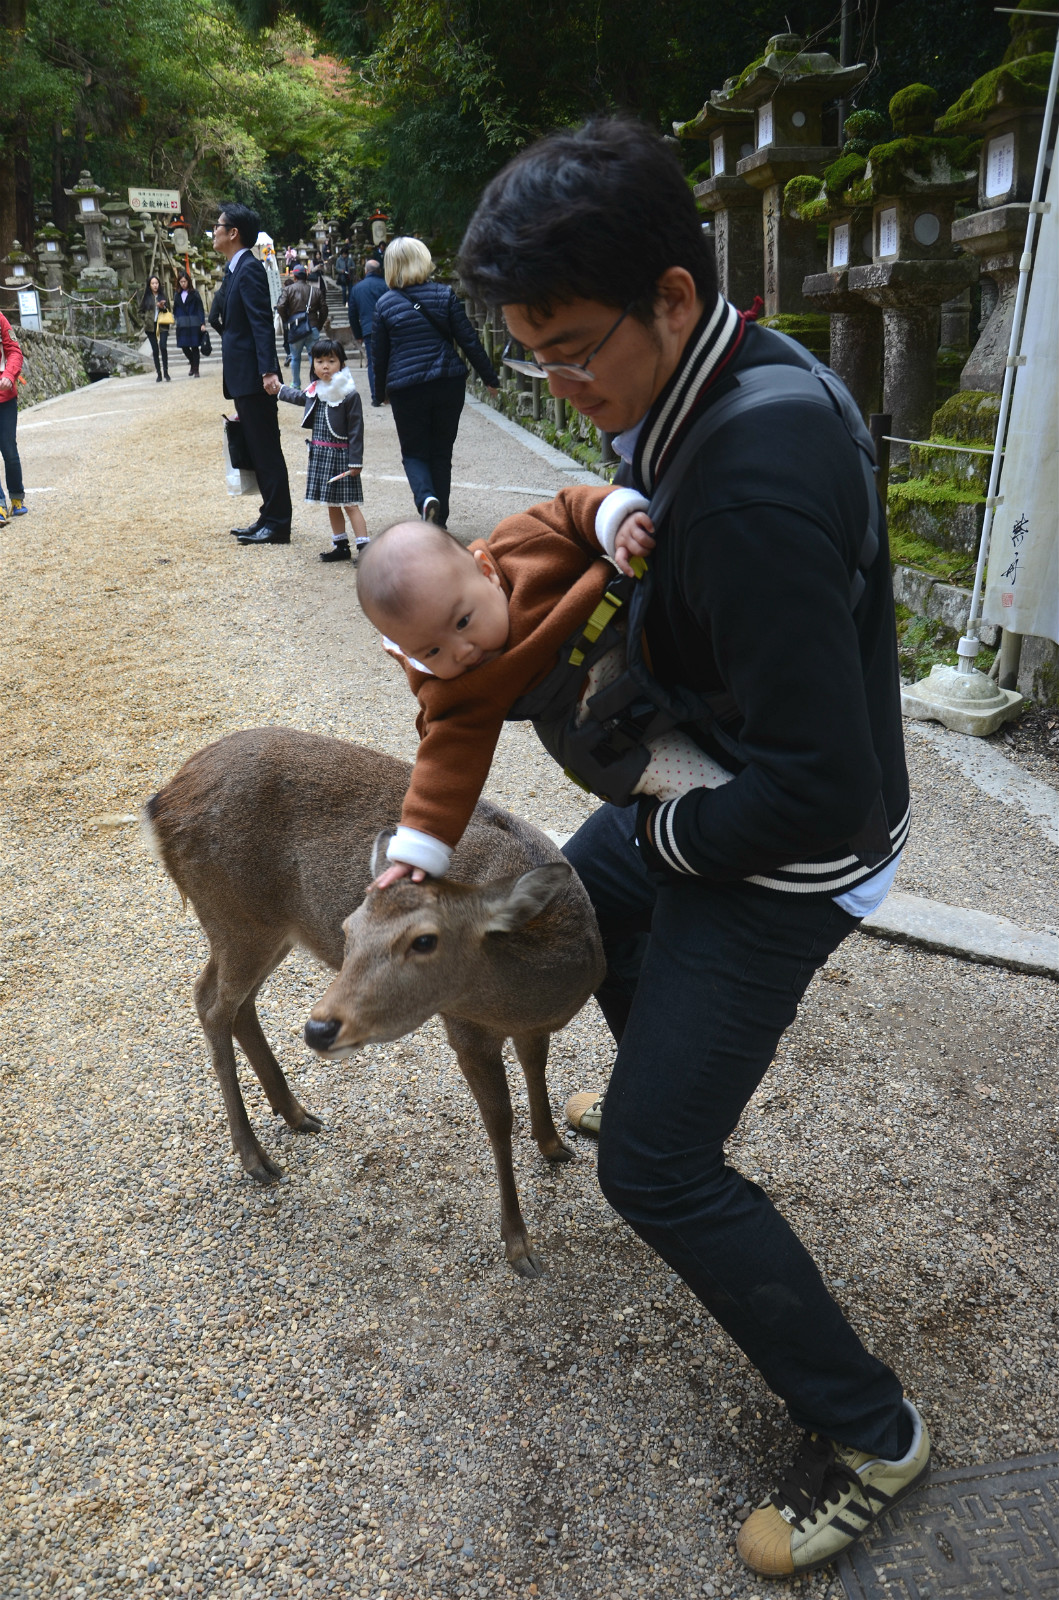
xmin=230 ymin=518 xmax=265 ymax=536
xmin=237 ymin=524 xmax=291 ymax=545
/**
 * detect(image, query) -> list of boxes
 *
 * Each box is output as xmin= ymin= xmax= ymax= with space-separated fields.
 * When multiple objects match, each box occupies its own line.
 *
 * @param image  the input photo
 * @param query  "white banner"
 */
xmin=128 ymin=186 xmax=181 ymax=214
xmin=983 ymin=155 xmax=1059 ymax=646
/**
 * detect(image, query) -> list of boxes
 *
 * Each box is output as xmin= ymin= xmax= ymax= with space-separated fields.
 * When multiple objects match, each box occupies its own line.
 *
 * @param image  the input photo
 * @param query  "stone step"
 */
xmin=908 ymin=441 xmax=992 ymax=495
xmin=887 ymin=480 xmax=985 ymax=555
xmin=892 ymin=564 xmax=998 ymax=648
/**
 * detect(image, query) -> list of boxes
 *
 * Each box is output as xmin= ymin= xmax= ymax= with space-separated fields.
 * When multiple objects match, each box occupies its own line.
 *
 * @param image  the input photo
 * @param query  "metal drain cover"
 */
xmin=838 ymin=1451 xmax=1059 ymax=1599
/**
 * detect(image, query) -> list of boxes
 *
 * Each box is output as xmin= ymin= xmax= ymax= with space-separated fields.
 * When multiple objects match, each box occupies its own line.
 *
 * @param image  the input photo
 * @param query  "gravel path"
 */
xmin=2 ymin=362 xmax=1057 ymax=1600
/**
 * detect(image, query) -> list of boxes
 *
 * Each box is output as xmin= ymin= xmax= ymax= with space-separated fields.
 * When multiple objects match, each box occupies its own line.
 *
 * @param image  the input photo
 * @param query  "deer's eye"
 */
xmin=410 ymin=934 xmax=438 ymax=955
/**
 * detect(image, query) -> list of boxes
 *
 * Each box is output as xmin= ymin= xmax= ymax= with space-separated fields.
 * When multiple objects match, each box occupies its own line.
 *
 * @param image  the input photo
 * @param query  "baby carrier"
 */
xmin=507 ymin=334 xmax=884 ymax=837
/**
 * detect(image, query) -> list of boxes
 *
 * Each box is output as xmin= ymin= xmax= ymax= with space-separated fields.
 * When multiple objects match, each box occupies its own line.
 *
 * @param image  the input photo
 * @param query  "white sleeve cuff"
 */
xmin=595 ymin=487 xmax=651 ymax=560
xmin=386 ymin=827 xmax=453 ymax=877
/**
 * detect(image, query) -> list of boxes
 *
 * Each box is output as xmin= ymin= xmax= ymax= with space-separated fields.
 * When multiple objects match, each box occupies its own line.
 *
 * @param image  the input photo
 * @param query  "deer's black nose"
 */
xmin=304 ymin=1017 xmax=340 ymax=1053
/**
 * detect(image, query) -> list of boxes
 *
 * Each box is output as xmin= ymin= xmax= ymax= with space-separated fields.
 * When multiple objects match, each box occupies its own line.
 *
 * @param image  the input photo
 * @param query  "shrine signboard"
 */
xmin=128 ymin=187 xmax=181 ymax=214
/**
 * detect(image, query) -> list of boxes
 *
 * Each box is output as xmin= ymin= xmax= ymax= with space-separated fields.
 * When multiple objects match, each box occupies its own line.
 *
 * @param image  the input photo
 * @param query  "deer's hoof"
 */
xmin=293 ymin=1111 xmax=324 ymax=1135
xmin=508 ymin=1245 xmax=543 ymax=1280
xmin=543 ymin=1140 xmax=575 ymax=1164
xmin=243 ymin=1149 xmax=284 ymax=1185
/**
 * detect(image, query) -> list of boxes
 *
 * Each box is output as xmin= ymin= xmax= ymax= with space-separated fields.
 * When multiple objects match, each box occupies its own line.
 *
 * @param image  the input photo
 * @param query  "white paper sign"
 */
xmin=878 ymin=207 xmax=899 ymax=258
xmin=757 ymin=102 xmax=773 ymax=149
xmin=831 ymin=223 xmax=850 ymax=269
xmin=128 ymin=187 xmax=181 ymax=214
xmin=713 ymin=134 xmax=725 ymax=176
xmin=984 ymin=133 xmax=1016 ymax=200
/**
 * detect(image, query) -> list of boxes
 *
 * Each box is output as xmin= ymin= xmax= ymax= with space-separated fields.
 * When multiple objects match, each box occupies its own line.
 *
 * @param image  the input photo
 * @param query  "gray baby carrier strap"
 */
xmin=509 ymin=344 xmax=883 ymax=809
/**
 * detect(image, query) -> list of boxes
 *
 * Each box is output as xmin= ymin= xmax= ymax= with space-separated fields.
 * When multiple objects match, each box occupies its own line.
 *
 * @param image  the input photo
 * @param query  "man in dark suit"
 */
xmin=209 ymin=202 xmax=293 ymax=545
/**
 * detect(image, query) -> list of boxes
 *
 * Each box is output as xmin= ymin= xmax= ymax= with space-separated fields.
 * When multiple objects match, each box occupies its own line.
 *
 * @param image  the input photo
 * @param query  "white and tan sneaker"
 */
xmin=737 ymin=1400 xmax=930 ymax=1576
xmin=564 ymin=1091 xmax=604 ymax=1136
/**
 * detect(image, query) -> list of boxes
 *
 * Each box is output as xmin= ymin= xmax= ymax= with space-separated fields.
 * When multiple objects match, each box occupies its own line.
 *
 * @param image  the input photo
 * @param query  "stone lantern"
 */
xmin=128 ymin=211 xmax=152 ymax=284
xmin=713 ymin=34 xmax=867 ymax=316
xmin=64 ymin=170 xmax=117 ymax=289
xmin=103 ymin=201 xmax=136 ymax=286
xmin=69 ymin=232 xmax=89 ymax=273
xmin=846 ymin=85 xmax=979 ymax=454
xmin=3 ymin=239 xmax=36 ymax=289
xmin=675 ymin=98 xmax=761 ymax=309
xmin=35 ymin=224 xmax=68 ymax=293
xmin=939 ymin=29 xmax=1054 ymax=391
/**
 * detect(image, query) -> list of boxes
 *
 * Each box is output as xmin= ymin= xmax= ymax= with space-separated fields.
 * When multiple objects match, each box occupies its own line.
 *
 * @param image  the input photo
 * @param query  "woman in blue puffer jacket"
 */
xmin=372 ymin=237 xmax=500 ymax=530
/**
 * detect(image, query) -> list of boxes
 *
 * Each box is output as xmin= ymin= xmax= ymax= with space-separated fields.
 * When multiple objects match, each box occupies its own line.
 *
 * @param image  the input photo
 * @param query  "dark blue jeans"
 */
xmin=362 ymin=335 xmax=377 ymax=403
xmin=564 ymin=804 xmax=906 ymax=1457
xmin=388 ymin=375 xmax=465 ymax=526
xmin=0 ymin=398 xmax=24 ymax=500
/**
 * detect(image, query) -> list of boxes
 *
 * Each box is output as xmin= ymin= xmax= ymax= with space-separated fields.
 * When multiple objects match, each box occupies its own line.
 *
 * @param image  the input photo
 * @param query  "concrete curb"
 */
xmin=861 ymin=890 xmax=1059 ymax=977
xmin=466 ymin=395 xmax=605 ymax=485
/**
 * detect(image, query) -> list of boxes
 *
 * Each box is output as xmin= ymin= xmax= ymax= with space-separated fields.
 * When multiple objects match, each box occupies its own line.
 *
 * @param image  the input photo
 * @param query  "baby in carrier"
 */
xmin=357 ymin=484 xmax=733 ymax=887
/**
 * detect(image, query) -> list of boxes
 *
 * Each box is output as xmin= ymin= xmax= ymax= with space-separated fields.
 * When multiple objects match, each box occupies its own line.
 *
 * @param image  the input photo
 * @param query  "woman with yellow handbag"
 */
xmin=140 ymin=274 xmax=173 ymax=382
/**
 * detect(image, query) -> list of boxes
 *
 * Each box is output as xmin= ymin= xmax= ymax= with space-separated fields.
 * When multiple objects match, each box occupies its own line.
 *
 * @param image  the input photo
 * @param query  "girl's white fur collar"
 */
xmin=308 ymin=368 xmax=356 ymax=404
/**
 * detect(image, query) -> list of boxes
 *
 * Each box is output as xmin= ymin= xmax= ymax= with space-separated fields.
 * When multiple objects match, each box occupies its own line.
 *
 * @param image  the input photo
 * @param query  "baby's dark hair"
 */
xmin=310 ymin=336 xmax=347 ymax=372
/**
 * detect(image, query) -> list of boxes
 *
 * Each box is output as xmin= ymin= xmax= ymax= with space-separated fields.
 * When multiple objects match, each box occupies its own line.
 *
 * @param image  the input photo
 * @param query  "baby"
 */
xmin=358 ymin=485 xmax=733 ymax=888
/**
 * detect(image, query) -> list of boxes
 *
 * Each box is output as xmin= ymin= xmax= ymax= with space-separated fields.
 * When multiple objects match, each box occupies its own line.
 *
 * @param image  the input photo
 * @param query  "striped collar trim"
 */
xmin=633 ymin=298 xmax=743 ymax=496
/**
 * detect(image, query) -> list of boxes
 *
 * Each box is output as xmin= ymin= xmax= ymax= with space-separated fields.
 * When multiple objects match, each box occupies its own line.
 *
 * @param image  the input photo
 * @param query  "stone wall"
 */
xmin=7 ymin=324 xmax=89 ymax=407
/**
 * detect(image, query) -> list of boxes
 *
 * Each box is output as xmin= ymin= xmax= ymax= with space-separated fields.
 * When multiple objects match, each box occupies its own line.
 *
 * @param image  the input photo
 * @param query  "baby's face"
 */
xmin=388 ymin=551 xmax=510 ymax=679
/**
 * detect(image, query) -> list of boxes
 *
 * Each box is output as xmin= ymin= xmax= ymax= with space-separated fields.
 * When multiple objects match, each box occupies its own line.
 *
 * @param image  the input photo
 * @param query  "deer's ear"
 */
xmin=370 ymin=830 xmax=395 ymax=879
xmin=481 ymin=862 xmax=571 ymax=934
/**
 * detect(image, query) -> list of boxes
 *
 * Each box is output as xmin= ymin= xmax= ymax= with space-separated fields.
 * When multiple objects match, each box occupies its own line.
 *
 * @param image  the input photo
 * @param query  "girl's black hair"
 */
xmin=140 ymin=274 xmax=164 ymax=312
xmin=175 ymin=268 xmax=192 ymax=289
xmin=310 ymin=336 xmax=347 ymax=370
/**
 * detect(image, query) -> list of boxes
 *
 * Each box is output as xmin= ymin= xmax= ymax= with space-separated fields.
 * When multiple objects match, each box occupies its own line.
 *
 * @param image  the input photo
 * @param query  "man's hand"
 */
xmin=370 ymin=861 xmax=427 ymax=891
xmin=262 ymin=373 xmax=281 ymax=395
xmin=487 ymin=386 xmax=500 ymax=397
xmin=613 ymin=510 xmax=656 ymax=577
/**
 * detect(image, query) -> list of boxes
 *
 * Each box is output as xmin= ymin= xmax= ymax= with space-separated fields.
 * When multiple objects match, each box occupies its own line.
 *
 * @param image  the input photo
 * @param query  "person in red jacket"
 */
xmin=0 ymin=312 xmax=26 ymax=522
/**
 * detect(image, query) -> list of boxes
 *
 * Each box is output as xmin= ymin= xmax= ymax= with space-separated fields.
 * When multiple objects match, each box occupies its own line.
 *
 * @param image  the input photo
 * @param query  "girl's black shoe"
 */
xmin=320 ymin=540 xmax=352 ymax=563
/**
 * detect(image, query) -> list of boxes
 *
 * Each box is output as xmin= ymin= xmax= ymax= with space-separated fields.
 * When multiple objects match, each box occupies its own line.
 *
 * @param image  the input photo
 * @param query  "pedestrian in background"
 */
xmin=372 ymin=237 xmax=500 ymax=529
xmin=0 ymin=309 xmax=27 ymax=523
xmin=141 ymin=274 xmax=172 ymax=382
xmin=210 ymin=201 xmax=293 ymax=545
xmin=173 ymin=270 xmax=206 ymax=378
xmin=347 ymin=259 xmax=387 ymax=405
xmin=334 ymin=243 xmax=353 ymax=293
xmin=276 ymin=264 xmax=327 ymax=389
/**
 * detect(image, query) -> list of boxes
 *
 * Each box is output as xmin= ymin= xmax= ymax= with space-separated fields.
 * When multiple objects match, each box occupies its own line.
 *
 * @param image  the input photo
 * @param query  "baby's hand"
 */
xmin=370 ymin=860 xmax=427 ymax=891
xmin=613 ymin=510 xmax=655 ymax=577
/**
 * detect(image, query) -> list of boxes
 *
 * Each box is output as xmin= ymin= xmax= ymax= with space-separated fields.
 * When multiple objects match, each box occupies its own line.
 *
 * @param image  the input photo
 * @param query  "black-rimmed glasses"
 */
xmin=502 ymin=304 xmax=632 ymax=383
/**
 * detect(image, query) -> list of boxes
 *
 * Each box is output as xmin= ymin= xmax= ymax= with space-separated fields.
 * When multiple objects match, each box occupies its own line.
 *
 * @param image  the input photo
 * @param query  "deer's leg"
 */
xmin=442 ymin=1016 xmax=541 ymax=1279
xmin=512 ymin=1031 xmax=573 ymax=1164
xmin=233 ymin=990 xmax=324 ymax=1135
xmin=194 ymin=941 xmax=289 ymax=1185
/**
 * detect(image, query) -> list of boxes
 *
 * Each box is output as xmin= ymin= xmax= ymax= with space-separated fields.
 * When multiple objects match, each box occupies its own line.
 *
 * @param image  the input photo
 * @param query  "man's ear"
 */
xmin=655 ymin=266 xmax=699 ymax=333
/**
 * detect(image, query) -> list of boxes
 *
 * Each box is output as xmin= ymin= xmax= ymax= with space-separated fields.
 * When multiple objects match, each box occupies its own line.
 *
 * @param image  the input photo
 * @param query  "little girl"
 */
xmin=278 ymin=336 xmax=368 ymax=563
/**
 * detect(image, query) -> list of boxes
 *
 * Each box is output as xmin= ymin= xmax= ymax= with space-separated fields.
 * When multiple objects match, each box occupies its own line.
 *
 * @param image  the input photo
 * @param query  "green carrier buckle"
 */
xmin=566 ymin=557 xmax=646 ymax=668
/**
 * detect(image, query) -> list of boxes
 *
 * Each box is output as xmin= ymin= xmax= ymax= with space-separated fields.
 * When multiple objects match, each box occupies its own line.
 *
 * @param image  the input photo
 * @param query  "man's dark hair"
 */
xmin=458 ymin=117 xmax=717 ymax=321
xmin=217 ymin=202 xmax=261 ymax=250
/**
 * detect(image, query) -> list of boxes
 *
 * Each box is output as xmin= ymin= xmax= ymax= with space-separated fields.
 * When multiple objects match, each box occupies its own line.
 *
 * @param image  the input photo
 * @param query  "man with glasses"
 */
xmin=210 ymin=203 xmax=293 ymax=545
xmin=457 ymin=118 xmax=927 ymax=1580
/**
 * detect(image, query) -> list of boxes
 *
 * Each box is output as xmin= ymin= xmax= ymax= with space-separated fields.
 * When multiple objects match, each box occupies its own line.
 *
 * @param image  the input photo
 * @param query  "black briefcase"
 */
xmin=223 ymin=413 xmax=254 ymax=470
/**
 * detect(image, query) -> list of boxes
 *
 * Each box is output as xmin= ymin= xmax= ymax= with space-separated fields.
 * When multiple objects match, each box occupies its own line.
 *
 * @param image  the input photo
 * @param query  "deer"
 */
xmin=139 ymin=726 xmax=605 ymax=1277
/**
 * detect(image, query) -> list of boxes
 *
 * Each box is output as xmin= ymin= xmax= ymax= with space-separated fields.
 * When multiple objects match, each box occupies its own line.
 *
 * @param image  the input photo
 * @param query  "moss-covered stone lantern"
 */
xmin=940 ymin=8 xmax=1055 ymax=391
xmin=675 ymin=98 xmax=761 ymax=309
xmin=35 ymin=224 xmax=68 ymax=294
xmin=845 ymin=85 xmax=979 ymax=453
xmin=713 ymin=33 xmax=867 ymax=317
xmin=3 ymin=240 xmax=36 ymax=289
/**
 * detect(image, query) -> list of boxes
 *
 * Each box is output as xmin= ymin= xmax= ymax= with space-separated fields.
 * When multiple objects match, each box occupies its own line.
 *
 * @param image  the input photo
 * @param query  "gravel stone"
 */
xmin=1 ymin=364 xmax=1056 ymax=1600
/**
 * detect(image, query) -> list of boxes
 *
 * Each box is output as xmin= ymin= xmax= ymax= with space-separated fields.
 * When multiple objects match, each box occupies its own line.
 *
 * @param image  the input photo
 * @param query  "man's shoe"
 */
xmin=230 ymin=519 xmax=265 ymax=537
xmin=9 ymin=497 xmax=27 ymax=516
xmin=371 ymin=400 xmax=382 ymax=407
xmin=421 ymin=495 xmax=441 ymax=524
xmin=737 ymin=1400 xmax=930 ymax=1577
xmin=565 ymin=1091 xmax=604 ymax=1136
xmin=320 ymin=540 xmax=352 ymax=562
xmin=237 ymin=524 xmax=291 ymax=545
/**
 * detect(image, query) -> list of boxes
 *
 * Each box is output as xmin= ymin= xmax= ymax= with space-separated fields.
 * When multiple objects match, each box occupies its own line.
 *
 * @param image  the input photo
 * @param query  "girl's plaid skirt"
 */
xmin=304 ymin=439 xmax=364 ymax=504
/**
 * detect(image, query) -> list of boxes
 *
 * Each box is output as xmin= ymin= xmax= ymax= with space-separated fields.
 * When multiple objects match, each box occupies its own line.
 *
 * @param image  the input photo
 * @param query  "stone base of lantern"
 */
xmin=66 ymin=285 xmax=126 ymax=340
xmin=803 ymin=270 xmax=883 ymax=416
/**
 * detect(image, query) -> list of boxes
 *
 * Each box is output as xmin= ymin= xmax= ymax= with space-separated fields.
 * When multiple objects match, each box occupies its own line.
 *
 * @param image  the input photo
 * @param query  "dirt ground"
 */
xmin=1 ymin=361 xmax=1057 ymax=1600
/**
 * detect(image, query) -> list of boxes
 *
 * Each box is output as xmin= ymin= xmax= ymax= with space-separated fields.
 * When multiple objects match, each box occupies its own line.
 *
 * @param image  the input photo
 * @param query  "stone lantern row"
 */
xmin=677 ymin=28 xmax=1055 ymax=447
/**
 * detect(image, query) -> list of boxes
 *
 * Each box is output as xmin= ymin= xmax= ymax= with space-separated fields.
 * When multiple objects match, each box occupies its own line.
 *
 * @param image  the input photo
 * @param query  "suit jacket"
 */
xmin=209 ymin=253 xmax=277 ymax=399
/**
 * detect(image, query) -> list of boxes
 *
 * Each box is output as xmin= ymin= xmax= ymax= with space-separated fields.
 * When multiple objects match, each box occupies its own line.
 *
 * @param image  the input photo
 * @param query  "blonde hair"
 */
xmin=384 ymin=237 xmax=433 ymax=289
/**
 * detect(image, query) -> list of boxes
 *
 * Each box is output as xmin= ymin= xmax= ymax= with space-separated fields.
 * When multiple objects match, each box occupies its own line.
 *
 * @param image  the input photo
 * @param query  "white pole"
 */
xmin=957 ymin=20 xmax=1059 ymax=673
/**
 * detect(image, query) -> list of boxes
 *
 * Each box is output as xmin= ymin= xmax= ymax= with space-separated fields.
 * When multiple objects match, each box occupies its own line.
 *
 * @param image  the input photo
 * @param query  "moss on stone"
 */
xmin=935 ymin=53 xmax=1054 ymax=133
xmin=863 ymin=133 xmax=980 ymax=193
xmin=823 ymin=151 xmax=867 ymax=195
xmin=1003 ymin=0 xmax=1057 ymax=63
xmin=889 ymin=83 xmax=939 ymax=136
xmin=758 ymin=313 xmax=830 ymax=358
xmin=930 ymin=389 xmax=1000 ymax=445
xmin=889 ymin=531 xmax=978 ymax=583
xmin=844 ymin=108 xmax=889 ymax=144
xmin=782 ymin=174 xmax=828 ymax=219
xmin=888 ymin=478 xmax=984 ymax=508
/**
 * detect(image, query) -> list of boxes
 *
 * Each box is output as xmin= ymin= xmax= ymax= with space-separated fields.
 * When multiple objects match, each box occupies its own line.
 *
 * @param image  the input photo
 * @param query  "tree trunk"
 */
xmin=0 ymin=145 xmax=17 ymax=264
xmin=0 ymin=0 xmax=28 ymax=258
xmin=15 ymin=135 xmax=33 ymax=248
xmin=52 ymin=116 xmax=70 ymax=232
